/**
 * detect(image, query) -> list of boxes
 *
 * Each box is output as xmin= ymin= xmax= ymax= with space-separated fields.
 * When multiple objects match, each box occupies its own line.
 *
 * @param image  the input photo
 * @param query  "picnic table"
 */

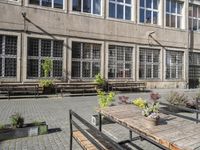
xmin=97 ymin=105 xmax=200 ymax=150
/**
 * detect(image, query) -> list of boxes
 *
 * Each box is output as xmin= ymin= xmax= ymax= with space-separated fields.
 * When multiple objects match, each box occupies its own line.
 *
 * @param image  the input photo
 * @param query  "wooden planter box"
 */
xmin=91 ymin=115 xmax=114 ymax=126
xmin=0 ymin=122 xmax=48 ymax=141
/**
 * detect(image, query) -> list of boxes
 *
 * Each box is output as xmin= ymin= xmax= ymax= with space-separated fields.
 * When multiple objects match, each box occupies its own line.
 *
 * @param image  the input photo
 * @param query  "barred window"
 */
xmin=71 ymin=42 xmax=101 ymax=79
xmin=189 ymin=52 xmax=200 ymax=79
xmin=139 ymin=48 xmax=160 ymax=79
xmin=0 ymin=35 xmax=17 ymax=78
xmin=27 ymin=38 xmax=63 ymax=78
xmin=108 ymin=45 xmax=133 ymax=79
xmin=166 ymin=50 xmax=183 ymax=79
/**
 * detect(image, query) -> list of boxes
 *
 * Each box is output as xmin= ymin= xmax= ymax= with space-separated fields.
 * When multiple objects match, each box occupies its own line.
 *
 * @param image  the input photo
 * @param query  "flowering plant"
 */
xmin=118 ymin=96 xmax=130 ymax=104
xmin=133 ymin=92 xmax=160 ymax=119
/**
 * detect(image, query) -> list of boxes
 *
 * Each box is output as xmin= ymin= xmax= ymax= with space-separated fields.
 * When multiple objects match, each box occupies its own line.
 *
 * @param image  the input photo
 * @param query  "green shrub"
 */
xmin=42 ymin=58 xmax=53 ymax=78
xmin=0 ymin=123 xmax=5 ymax=130
xmin=132 ymin=98 xmax=147 ymax=109
xmin=10 ymin=113 xmax=24 ymax=128
xmin=94 ymin=73 xmax=105 ymax=86
xmin=97 ymin=90 xmax=115 ymax=108
xmin=39 ymin=79 xmax=53 ymax=88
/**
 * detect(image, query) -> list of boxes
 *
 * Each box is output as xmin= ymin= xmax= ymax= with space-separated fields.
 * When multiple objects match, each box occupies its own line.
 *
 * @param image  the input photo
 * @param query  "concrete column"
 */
xmin=159 ymin=0 xmax=164 ymax=27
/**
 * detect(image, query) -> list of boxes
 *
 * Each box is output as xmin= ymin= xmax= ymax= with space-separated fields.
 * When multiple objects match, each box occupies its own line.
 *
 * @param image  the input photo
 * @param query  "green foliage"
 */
xmin=132 ymin=98 xmax=147 ymax=109
xmin=39 ymin=79 xmax=53 ymax=88
xmin=10 ymin=113 xmax=24 ymax=128
xmin=94 ymin=73 xmax=105 ymax=86
xmin=97 ymin=90 xmax=115 ymax=108
xmin=42 ymin=58 xmax=53 ymax=78
xmin=142 ymin=102 xmax=159 ymax=118
xmin=0 ymin=123 xmax=5 ymax=130
xmin=167 ymin=91 xmax=188 ymax=106
xmin=39 ymin=125 xmax=48 ymax=135
xmin=32 ymin=121 xmax=43 ymax=126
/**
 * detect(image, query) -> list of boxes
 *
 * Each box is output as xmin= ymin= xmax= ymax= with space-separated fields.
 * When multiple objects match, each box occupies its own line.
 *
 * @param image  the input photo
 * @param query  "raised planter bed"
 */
xmin=0 ymin=122 xmax=48 ymax=141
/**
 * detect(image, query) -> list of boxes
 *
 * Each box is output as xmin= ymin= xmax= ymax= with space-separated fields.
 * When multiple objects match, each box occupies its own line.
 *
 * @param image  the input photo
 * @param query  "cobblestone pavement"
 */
xmin=0 ymin=89 xmax=199 ymax=150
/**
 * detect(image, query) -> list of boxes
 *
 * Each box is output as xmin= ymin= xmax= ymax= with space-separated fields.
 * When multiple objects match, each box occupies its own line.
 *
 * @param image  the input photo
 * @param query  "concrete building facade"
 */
xmin=0 ymin=0 xmax=200 ymax=88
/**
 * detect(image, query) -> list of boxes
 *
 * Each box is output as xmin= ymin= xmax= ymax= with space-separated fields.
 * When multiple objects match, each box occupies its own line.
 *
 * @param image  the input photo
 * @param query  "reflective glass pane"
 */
xmin=171 ymin=15 xmax=175 ymax=27
xmin=153 ymin=0 xmax=158 ymax=9
xmin=146 ymin=10 xmax=152 ymax=23
xmin=140 ymin=0 xmax=144 ymax=7
xmin=193 ymin=19 xmax=198 ymax=30
xmin=125 ymin=0 xmax=131 ymax=4
xmin=125 ymin=6 xmax=131 ymax=20
xmin=177 ymin=2 xmax=182 ymax=14
xmin=73 ymin=0 xmax=81 ymax=11
xmin=109 ymin=2 xmax=115 ymax=18
xmin=72 ymin=61 xmax=80 ymax=78
xmin=54 ymin=0 xmax=63 ymax=9
xmin=189 ymin=18 xmax=193 ymax=30
xmin=171 ymin=0 xmax=176 ymax=13
xmin=166 ymin=0 xmax=170 ymax=12
xmin=166 ymin=14 xmax=170 ymax=26
xmin=28 ymin=38 xmax=39 ymax=56
xmin=83 ymin=0 xmax=91 ymax=13
xmin=82 ymin=62 xmax=91 ymax=77
xmin=146 ymin=0 xmax=152 ymax=8
xmin=41 ymin=39 xmax=51 ymax=56
xmin=93 ymin=0 xmax=101 ymax=15
xmin=29 ymin=0 xmax=39 ymax=5
xmin=140 ymin=8 xmax=145 ymax=22
xmin=177 ymin=16 xmax=181 ymax=28
xmin=153 ymin=12 xmax=158 ymax=24
xmin=117 ymin=4 xmax=124 ymax=19
xmin=42 ymin=0 xmax=52 ymax=7
xmin=72 ymin=42 xmax=81 ymax=58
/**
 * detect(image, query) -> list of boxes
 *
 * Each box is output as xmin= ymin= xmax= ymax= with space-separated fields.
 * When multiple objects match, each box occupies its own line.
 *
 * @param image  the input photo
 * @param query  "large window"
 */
xmin=72 ymin=0 xmax=102 ymax=15
xmin=189 ymin=52 xmax=200 ymax=79
xmin=166 ymin=50 xmax=183 ymax=79
xmin=166 ymin=0 xmax=183 ymax=28
xmin=29 ymin=0 xmax=63 ymax=9
xmin=71 ymin=42 xmax=101 ymax=79
xmin=27 ymin=38 xmax=63 ymax=78
xmin=189 ymin=4 xmax=200 ymax=31
xmin=108 ymin=45 xmax=133 ymax=79
xmin=0 ymin=35 xmax=17 ymax=78
xmin=139 ymin=48 xmax=160 ymax=79
xmin=109 ymin=0 xmax=132 ymax=20
xmin=139 ymin=0 xmax=159 ymax=24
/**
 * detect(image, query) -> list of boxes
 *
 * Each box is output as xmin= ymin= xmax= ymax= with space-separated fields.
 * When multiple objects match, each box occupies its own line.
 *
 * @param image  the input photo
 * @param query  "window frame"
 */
xmin=165 ymin=50 xmax=184 ymax=80
xmin=188 ymin=3 xmax=200 ymax=31
xmin=108 ymin=45 xmax=133 ymax=79
xmin=0 ymin=35 xmax=18 ymax=78
xmin=28 ymin=0 xmax=64 ymax=10
xmin=165 ymin=0 xmax=183 ymax=29
xmin=139 ymin=47 xmax=161 ymax=80
xmin=139 ymin=0 xmax=160 ymax=25
xmin=71 ymin=41 xmax=101 ymax=80
xmin=72 ymin=0 xmax=103 ymax=16
xmin=27 ymin=37 xmax=64 ymax=79
xmin=108 ymin=0 xmax=133 ymax=21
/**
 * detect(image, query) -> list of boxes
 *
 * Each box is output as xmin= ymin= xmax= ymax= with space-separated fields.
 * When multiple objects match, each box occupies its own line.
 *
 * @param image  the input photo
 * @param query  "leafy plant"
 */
xmin=42 ymin=58 xmax=52 ymax=78
xmin=142 ymin=102 xmax=160 ymax=119
xmin=32 ymin=121 xmax=43 ymax=126
xmin=150 ymin=92 xmax=160 ymax=101
xmin=167 ymin=92 xmax=188 ymax=106
xmin=94 ymin=73 xmax=105 ymax=86
xmin=10 ymin=113 xmax=24 ymax=128
xmin=97 ymin=90 xmax=115 ymax=108
xmin=118 ymin=96 xmax=130 ymax=104
xmin=39 ymin=79 xmax=53 ymax=88
xmin=0 ymin=123 xmax=5 ymax=130
xmin=132 ymin=98 xmax=147 ymax=109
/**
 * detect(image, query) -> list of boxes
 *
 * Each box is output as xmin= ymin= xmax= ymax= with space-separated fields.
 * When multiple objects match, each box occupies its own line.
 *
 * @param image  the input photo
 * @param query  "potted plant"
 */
xmin=91 ymin=90 xmax=115 ymax=126
xmin=94 ymin=73 xmax=107 ymax=91
xmin=39 ymin=58 xmax=54 ymax=94
xmin=118 ymin=95 xmax=130 ymax=104
xmin=133 ymin=92 xmax=160 ymax=128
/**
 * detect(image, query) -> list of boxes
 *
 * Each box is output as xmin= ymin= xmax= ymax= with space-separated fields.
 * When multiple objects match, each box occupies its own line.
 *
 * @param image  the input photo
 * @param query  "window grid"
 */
xmin=72 ymin=0 xmax=102 ymax=15
xmin=189 ymin=52 xmax=200 ymax=79
xmin=29 ymin=0 xmax=63 ymax=9
xmin=140 ymin=0 xmax=159 ymax=24
xmin=109 ymin=0 xmax=132 ymax=20
xmin=166 ymin=0 xmax=183 ymax=28
xmin=189 ymin=4 xmax=200 ymax=31
xmin=166 ymin=50 xmax=183 ymax=79
xmin=139 ymin=48 xmax=160 ymax=79
xmin=27 ymin=38 xmax=63 ymax=79
xmin=71 ymin=42 xmax=101 ymax=79
xmin=108 ymin=45 xmax=133 ymax=79
xmin=0 ymin=35 xmax=17 ymax=78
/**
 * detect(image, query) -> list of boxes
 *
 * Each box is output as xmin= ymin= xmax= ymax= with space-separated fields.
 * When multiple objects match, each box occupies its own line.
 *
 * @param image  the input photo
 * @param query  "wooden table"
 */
xmin=97 ymin=105 xmax=200 ymax=150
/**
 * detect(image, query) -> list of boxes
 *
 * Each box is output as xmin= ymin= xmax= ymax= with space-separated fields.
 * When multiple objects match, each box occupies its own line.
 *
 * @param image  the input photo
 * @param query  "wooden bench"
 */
xmin=108 ymin=81 xmax=146 ymax=92
xmin=55 ymin=83 xmax=98 ymax=97
xmin=69 ymin=110 xmax=124 ymax=150
xmin=0 ymin=83 xmax=42 ymax=99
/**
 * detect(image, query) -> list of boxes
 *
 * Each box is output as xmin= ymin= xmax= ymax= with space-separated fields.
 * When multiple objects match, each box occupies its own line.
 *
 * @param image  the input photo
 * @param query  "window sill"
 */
xmin=164 ymin=26 xmax=186 ymax=32
xmin=106 ymin=17 xmax=135 ymax=24
xmin=0 ymin=0 xmax=21 ymax=6
xmin=137 ymin=23 xmax=163 ymax=29
xmin=138 ymin=79 xmax=161 ymax=82
xmin=69 ymin=11 xmax=104 ymax=19
xmin=26 ymin=4 xmax=67 ymax=13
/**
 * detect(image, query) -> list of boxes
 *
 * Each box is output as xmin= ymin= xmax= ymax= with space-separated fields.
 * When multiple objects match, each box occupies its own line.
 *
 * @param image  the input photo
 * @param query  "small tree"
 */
xmin=42 ymin=58 xmax=52 ymax=78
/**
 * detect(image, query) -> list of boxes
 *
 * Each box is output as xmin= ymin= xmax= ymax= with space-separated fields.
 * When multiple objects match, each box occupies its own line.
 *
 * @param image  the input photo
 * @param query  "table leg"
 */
xmin=129 ymin=130 xmax=132 ymax=140
xmin=99 ymin=113 xmax=102 ymax=132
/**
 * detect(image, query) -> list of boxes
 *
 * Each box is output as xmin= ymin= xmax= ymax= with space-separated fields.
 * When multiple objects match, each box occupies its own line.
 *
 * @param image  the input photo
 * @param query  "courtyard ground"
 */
xmin=0 ymin=89 xmax=199 ymax=150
